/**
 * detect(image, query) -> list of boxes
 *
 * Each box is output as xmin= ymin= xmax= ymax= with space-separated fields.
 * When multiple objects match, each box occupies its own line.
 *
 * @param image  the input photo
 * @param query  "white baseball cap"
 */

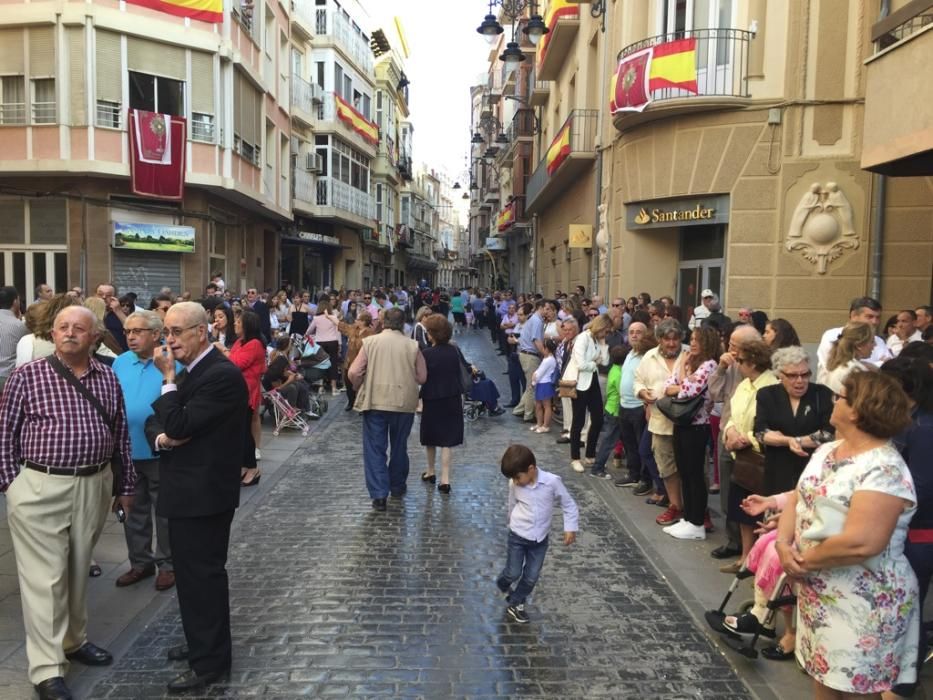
xmin=701 ymin=289 xmax=715 ymax=298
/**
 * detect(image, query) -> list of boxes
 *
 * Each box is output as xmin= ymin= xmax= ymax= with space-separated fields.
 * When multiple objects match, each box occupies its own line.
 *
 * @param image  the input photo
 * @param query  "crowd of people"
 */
xmin=0 ymin=277 xmax=931 ymax=698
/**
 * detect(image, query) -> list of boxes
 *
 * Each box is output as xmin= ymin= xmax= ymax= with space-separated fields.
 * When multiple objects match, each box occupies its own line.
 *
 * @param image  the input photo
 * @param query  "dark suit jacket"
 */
xmin=145 ymin=347 xmax=249 ymax=518
xmin=252 ymin=300 xmax=272 ymax=344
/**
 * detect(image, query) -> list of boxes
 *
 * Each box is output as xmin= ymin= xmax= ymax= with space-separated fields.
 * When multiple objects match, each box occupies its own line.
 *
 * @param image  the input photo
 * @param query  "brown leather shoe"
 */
xmin=115 ymin=567 xmax=155 ymax=588
xmin=155 ymin=570 xmax=175 ymax=591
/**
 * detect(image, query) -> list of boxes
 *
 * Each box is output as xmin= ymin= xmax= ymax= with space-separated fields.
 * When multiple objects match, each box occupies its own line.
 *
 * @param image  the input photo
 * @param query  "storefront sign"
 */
xmin=626 ymin=194 xmax=729 ymax=229
xmin=568 ymin=224 xmax=592 ymax=248
xmin=485 ymin=237 xmax=507 ymax=251
xmin=297 ymin=231 xmax=341 ymax=247
xmin=112 ymin=221 xmax=195 ymax=253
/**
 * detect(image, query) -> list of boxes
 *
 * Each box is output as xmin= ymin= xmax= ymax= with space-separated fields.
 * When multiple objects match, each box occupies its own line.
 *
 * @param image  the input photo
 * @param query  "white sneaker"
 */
xmin=666 ymin=520 xmax=706 ymax=540
xmin=570 ymin=460 xmax=585 ymax=473
xmin=254 ymin=448 xmax=261 ymax=461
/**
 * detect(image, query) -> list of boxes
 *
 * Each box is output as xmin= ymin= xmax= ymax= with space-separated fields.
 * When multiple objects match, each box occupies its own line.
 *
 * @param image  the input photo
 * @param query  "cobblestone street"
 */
xmin=77 ymin=330 xmax=757 ymax=699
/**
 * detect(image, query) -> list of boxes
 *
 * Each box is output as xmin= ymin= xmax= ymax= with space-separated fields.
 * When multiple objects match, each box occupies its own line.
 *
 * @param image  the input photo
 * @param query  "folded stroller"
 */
xmin=263 ymin=388 xmax=311 ymax=437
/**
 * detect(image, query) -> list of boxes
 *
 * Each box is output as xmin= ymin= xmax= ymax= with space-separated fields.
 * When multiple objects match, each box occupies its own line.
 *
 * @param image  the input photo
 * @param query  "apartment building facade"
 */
xmin=471 ymin=0 xmax=932 ymax=340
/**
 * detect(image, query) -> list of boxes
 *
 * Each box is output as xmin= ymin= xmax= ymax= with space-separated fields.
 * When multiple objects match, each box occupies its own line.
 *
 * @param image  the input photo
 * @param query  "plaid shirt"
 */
xmin=0 ymin=355 xmax=135 ymax=494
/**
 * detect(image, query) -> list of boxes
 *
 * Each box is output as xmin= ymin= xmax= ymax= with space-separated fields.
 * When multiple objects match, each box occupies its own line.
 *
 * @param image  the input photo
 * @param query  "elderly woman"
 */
xmin=817 ymin=321 xmax=874 ymax=394
xmin=412 ymin=305 xmax=432 ymax=350
xmin=720 ymin=339 xmax=778 ymax=571
xmin=419 ymin=314 xmax=465 ymax=494
xmin=569 ymin=313 xmax=611 ymax=473
xmin=662 ymin=325 xmax=720 ymax=541
xmin=754 ymin=346 xmax=834 ymax=496
xmin=338 ymin=311 xmax=374 ymax=410
xmin=774 ymin=371 xmax=918 ymax=696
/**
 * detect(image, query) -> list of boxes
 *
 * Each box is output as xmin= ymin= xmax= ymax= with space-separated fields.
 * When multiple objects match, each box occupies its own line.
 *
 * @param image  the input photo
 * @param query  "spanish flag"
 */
xmin=335 ymin=94 xmax=379 ymax=146
xmin=537 ymin=0 xmax=579 ymax=66
xmin=497 ymin=201 xmax=515 ymax=232
xmin=546 ymin=120 xmax=572 ymax=176
xmin=126 ymin=0 xmax=222 ymax=23
xmin=648 ymin=38 xmax=698 ymax=93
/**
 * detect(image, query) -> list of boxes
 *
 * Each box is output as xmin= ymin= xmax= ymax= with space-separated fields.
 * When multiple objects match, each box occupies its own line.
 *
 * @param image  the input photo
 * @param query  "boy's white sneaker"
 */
xmin=665 ymin=520 xmax=706 ymax=540
xmin=570 ymin=460 xmax=585 ymax=473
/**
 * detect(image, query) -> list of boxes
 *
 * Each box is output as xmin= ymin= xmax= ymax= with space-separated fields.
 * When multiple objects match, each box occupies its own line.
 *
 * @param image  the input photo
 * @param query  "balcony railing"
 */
xmin=526 ymin=109 xmax=598 ymax=213
xmin=292 ymin=166 xmax=314 ymax=205
xmin=0 ymin=102 xmax=26 ymax=125
xmin=291 ymin=73 xmax=321 ymax=116
xmin=873 ymin=1 xmax=933 ymax=50
xmin=316 ymin=176 xmax=375 ymax=220
xmin=315 ymin=91 xmax=377 ymax=151
xmin=617 ymin=28 xmax=753 ymax=103
xmin=290 ymin=0 xmax=315 ymax=38
xmin=315 ymin=9 xmax=374 ymax=74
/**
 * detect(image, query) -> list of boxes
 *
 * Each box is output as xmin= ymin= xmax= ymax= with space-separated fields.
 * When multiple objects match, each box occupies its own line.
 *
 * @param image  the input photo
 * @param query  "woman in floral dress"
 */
xmin=774 ymin=371 xmax=918 ymax=697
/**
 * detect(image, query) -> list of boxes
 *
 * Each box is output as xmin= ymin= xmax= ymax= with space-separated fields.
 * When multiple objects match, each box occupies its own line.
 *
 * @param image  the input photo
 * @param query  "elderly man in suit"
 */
xmin=146 ymin=302 xmax=248 ymax=694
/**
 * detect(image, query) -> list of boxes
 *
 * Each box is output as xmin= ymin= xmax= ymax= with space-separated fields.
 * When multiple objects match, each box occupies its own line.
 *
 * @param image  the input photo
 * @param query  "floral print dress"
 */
xmin=794 ymin=441 xmax=919 ymax=693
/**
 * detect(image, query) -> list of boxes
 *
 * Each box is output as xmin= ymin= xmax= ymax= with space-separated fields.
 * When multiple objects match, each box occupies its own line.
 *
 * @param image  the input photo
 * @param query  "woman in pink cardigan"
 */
xmin=308 ymin=297 xmax=342 ymax=396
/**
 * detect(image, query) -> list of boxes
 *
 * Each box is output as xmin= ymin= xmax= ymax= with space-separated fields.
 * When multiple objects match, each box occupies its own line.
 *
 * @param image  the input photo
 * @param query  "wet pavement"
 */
xmin=69 ymin=329 xmax=758 ymax=699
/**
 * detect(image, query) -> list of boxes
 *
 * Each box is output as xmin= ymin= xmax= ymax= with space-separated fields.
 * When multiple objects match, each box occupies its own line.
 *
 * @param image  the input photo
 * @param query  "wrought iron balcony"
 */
xmin=526 ymin=109 xmax=597 ymax=215
xmin=315 ymin=9 xmax=374 ymax=75
xmin=315 ymin=176 xmax=375 ymax=222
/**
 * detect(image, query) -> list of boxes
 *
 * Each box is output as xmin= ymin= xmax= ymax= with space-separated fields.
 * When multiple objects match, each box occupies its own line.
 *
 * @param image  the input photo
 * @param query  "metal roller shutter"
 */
xmin=111 ymin=249 xmax=182 ymax=307
xmin=95 ymin=30 xmax=121 ymax=103
xmin=191 ymin=51 xmax=214 ymax=114
xmin=127 ymin=37 xmax=184 ymax=81
xmin=0 ymin=29 xmax=24 ymax=74
xmin=68 ymin=28 xmax=86 ymax=124
xmin=29 ymin=27 xmax=55 ymax=77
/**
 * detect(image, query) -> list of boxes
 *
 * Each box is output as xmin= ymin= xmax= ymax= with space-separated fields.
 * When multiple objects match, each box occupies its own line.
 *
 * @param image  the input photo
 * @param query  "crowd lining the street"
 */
xmin=0 ymin=277 xmax=931 ymax=699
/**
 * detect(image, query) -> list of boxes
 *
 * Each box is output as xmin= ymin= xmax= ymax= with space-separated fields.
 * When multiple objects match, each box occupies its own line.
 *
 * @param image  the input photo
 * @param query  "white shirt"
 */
xmin=508 ymin=469 xmax=579 ymax=542
xmin=887 ymin=330 xmax=922 ymax=357
xmin=817 ymin=327 xmax=892 ymax=372
xmin=688 ymin=304 xmax=710 ymax=330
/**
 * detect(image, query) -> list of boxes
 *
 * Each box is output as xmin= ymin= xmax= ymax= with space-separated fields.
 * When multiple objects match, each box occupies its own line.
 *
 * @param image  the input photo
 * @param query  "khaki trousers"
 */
xmin=515 ymin=353 xmax=541 ymax=420
xmin=6 ymin=467 xmax=112 ymax=684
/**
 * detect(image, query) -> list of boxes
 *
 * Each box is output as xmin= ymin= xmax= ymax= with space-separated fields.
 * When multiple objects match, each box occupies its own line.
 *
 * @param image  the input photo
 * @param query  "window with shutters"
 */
xmin=95 ymin=30 xmax=122 ymax=129
xmin=0 ymin=76 xmax=26 ymax=125
xmin=129 ymin=71 xmax=185 ymax=117
xmin=31 ymin=78 xmax=55 ymax=124
xmin=191 ymin=52 xmax=215 ymax=143
xmin=233 ymin=71 xmax=261 ymax=167
xmin=375 ymin=184 xmax=383 ymax=220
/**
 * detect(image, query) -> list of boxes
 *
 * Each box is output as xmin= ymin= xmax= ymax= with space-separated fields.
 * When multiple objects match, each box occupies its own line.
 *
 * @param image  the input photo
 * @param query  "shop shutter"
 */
xmin=0 ymin=199 xmax=26 ymax=245
xmin=190 ymin=51 xmax=214 ymax=114
xmin=111 ymin=249 xmax=182 ymax=306
xmin=127 ymin=37 xmax=184 ymax=81
xmin=0 ymin=28 xmax=25 ymax=74
xmin=95 ymin=30 xmax=121 ymax=103
xmin=30 ymin=198 xmax=67 ymax=245
xmin=68 ymin=28 xmax=86 ymax=124
xmin=29 ymin=26 xmax=55 ymax=77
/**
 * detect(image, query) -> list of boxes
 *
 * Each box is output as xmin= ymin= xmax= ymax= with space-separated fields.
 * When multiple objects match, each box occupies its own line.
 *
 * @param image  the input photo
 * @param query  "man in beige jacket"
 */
xmin=633 ymin=318 xmax=688 ymax=526
xmin=349 ymin=308 xmax=427 ymax=512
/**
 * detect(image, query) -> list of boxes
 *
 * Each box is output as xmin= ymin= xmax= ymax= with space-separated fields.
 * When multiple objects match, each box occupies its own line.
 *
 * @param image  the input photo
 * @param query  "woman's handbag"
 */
xmin=655 ymin=391 xmax=706 ymax=426
xmin=453 ymin=344 xmax=474 ymax=393
xmin=731 ymin=447 xmax=766 ymax=494
xmin=558 ymin=354 xmax=578 ymax=399
xmin=802 ymin=496 xmax=882 ymax=571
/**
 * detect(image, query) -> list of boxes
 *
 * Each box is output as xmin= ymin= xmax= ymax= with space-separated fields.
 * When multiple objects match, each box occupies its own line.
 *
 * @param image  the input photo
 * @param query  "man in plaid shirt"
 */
xmin=0 ymin=305 xmax=135 ymax=700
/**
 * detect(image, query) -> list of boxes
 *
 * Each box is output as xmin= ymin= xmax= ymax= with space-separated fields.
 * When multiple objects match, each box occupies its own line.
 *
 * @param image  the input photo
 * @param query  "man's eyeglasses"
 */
xmin=164 ymin=324 xmax=201 ymax=338
xmin=611 ymin=303 xmax=622 ymax=307
xmin=781 ymin=370 xmax=812 ymax=381
xmin=125 ymin=327 xmax=157 ymax=336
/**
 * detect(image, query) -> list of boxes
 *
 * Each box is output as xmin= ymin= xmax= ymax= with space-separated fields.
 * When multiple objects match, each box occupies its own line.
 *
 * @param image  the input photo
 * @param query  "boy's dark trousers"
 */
xmin=497 ymin=531 xmax=549 ymax=605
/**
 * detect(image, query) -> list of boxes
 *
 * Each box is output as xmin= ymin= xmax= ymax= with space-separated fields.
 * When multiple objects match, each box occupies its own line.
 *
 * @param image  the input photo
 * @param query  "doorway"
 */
xmin=677 ymin=224 xmax=725 ymax=312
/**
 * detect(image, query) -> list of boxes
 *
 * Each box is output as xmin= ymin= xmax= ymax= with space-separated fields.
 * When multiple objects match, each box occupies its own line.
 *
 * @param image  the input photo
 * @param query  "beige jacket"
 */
xmin=633 ymin=345 xmax=687 ymax=436
xmin=349 ymin=330 xmax=426 ymax=413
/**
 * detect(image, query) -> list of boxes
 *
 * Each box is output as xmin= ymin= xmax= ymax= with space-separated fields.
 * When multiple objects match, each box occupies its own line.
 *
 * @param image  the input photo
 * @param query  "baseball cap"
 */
xmin=701 ymin=289 xmax=715 ymax=298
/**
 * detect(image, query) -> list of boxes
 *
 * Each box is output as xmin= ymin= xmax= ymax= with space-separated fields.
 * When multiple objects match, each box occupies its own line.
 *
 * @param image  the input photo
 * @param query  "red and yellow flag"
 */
xmin=335 ymin=94 xmax=379 ymax=146
xmin=497 ymin=201 xmax=515 ymax=232
xmin=126 ymin=0 xmax=222 ymax=23
xmin=648 ymin=38 xmax=698 ymax=93
xmin=546 ymin=120 xmax=572 ymax=176
xmin=537 ymin=0 xmax=579 ymax=67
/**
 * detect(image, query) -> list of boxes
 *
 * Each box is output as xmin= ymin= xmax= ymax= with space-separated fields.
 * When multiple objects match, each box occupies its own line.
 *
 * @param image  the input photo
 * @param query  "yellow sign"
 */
xmin=568 ymin=224 xmax=592 ymax=248
xmin=634 ymin=204 xmax=715 ymax=225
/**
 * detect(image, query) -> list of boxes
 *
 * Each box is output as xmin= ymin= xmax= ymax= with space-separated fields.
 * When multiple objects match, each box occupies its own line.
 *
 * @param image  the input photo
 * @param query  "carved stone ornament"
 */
xmin=785 ymin=182 xmax=859 ymax=274
xmin=595 ymin=203 xmax=610 ymax=277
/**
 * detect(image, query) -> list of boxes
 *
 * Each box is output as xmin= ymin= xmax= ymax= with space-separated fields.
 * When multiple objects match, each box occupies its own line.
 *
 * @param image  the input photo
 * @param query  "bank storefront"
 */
xmin=623 ymin=194 xmax=730 ymax=311
xmin=280 ymin=230 xmax=341 ymax=297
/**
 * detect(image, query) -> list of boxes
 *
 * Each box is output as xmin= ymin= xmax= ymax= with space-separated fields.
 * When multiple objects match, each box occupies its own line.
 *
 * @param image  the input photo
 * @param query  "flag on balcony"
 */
xmin=537 ymin=0 xmax=579 ymax=67
xmin=648 ymin=38 xmax=698 ymax=93
xmin=125 ymin=0 xmax=222 ymax=23
xmin=610 ymin=47 xmax=652 ymax=113
xmin=497 ymin=201 xmax=515 ymax=232
xmin=129 ymin=109 xmax=187 ymax=200
xmin=546 ymin=120 xmax=572 ymax=176
xmin=335 ymin=95 xmax=379 ymax=146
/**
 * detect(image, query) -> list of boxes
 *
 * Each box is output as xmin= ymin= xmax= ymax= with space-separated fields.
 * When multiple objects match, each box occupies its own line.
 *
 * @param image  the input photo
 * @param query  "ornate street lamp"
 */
xmin=475 ymin=0 xmax=549 ymax=59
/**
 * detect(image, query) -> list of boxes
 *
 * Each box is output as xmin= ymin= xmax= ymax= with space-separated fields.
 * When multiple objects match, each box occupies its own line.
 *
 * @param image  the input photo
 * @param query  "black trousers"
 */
xmin=673 ymin=423 xmax=710 ymax=526
xmin=570 ymin=380 xmax=603 ymax=460
xmin=169 ymin=510 xmax=235 ymax=675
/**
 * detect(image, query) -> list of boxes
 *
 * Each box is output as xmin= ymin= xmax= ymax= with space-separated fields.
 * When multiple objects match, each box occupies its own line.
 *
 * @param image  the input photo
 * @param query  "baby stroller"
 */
xmin=263 ymin=388 xmax=311 ymax=437
xmin=292 ymin=334 xmax=331 ymax=417
xmin=704 ymin=564 xmax=797 ymax=659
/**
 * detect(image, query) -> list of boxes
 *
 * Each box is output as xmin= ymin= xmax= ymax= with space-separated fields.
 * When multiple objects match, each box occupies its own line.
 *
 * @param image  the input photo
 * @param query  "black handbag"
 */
xmin=732 ymin=447 xmax=766 ymax=494
xmin=655 ymin=390 xmax=706 ymax=426
xmin=453 ymin=344 xmax=474 ymax=393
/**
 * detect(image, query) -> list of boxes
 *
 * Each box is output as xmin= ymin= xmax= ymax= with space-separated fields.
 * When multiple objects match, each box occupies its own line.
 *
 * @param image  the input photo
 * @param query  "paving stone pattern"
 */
xmin=86 ymin=330 xmax=752 ymax=699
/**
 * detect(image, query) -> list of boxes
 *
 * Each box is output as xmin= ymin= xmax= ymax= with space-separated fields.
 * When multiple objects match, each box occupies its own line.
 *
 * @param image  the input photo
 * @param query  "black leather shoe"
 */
xmin=35 ymin=677 xmax=72 ymax=700
xmin=65 ymin=641 xmax=113 ymax=666
xmin=372 ymin=498 xmax=387 ymax=511
xmin=710 ymin=545 xmax=742 ymax=560
xmin=390 ymin=487 xmax=407 ymax=498
xmin=167 ymin=644 xmax=189 ymax=661
xmin=166 ymin=668 xmax=229 ymax=693
xmin=555 ymin=436 xmax=571 ymax=444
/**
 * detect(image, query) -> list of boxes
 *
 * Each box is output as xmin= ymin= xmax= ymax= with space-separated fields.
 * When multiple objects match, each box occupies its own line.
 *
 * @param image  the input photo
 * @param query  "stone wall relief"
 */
xmin=785 ymin=182 xmax=858 ymax=274
xmin=595 ymin=188 xmax=610 ymax=278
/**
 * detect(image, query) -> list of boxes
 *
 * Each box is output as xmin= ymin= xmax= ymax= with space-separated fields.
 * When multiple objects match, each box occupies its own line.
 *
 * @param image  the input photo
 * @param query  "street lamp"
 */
xmin=475 ymin=0 xmax=548 ymax=60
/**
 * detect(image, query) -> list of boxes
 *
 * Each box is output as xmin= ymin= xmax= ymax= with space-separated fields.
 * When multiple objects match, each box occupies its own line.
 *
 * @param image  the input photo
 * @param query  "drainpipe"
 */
xmin=869 ymin=1 xmax=890 ymax=301
xmin=80 ymin=194 xmax=88 ymax=293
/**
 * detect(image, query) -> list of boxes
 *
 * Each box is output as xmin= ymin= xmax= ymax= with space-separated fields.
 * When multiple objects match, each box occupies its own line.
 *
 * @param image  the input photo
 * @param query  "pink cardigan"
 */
xmin=308 ymin=313 xmax=340 ymax=343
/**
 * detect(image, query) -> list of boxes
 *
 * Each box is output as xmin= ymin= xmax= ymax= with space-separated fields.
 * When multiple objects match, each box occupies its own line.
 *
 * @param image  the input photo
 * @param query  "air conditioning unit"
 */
xmin=305 ymin=152 xmax=323 ymax=173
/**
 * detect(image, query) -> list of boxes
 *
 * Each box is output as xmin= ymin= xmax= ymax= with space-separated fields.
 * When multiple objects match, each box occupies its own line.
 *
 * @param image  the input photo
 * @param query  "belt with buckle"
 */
xmin=24 ymin=460 xmax=108 ymax=477
xmin=519 ymin=350 xmax=540 ymax=356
